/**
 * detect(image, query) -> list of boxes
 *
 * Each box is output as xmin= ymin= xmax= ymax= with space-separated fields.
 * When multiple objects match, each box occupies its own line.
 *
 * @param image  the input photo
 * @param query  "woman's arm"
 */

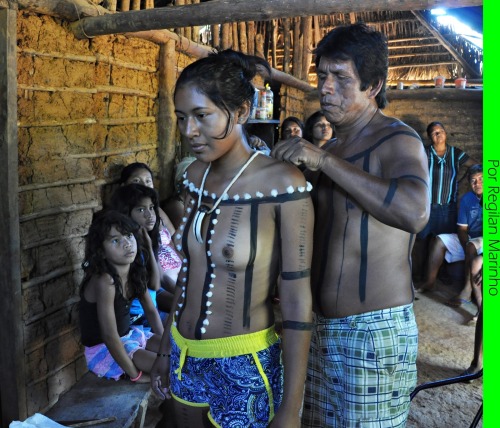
xmin=150 ymin=285 xmax=184 ymax=399
xmin=95 ymin=275 xmax=141 ymax=379
xmin=272 ymin=174 xmax=315 ymax=427
xmin=139 ymin=227 xmax=161 ymax=291
xmin=140 ymin=289 xmax=164 ymax=335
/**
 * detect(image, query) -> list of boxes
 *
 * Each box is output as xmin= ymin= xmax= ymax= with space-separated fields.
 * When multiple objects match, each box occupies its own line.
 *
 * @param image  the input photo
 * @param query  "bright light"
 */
xmin=431 ymin=9 xmax=482 ymax=49
xmin=431 ymin=9 xmax=447 ymax=16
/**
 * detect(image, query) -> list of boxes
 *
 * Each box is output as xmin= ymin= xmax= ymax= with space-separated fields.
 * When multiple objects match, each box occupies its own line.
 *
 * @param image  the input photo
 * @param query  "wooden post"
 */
xmin=247 ymin=21 xmax=255 ymax=56
xmin=121 ymin=0 xmax=130 ymax=11
xmin=271 ymin=20 xmax=278 ymax=69
xmin=212 ymin=24 xmax=220 ymax=49
xmin=292 ymin=17 xmax=301 ymax=78
xmin=132 ymin=0 xmax=140 ymax=10
xmin=301 ymin=16 xmax=312 ymax=82
xmin=238 ymin=22 xmax=247 ymax=54
xmin=221 ymin=23 xmax=230 ymax=50
xmin=157 ymin=40 xmax=177 ymax=203
xmin=313 ymin=15 xmax=321 ymax=47
xmin=176 ymin=0 xmax=185 ymax=38
xmin=191 ymin=0 xmax=200 ymax=44
xmin=107 ymin=0 xmax=117 ymax=12
xmin=0 ymin=6 xmax=27 ymax=426
xmin=232 ymin=22 xmax=238 ymax=50
xmin=255 ymin=32 xmax=264 ymax=60
xmin=283 ymin=18 xmax=290 ymax=74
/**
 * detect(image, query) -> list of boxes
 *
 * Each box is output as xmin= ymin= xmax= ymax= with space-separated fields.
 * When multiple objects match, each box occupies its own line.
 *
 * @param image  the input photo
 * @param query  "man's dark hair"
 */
xmin=467 ymin=164 xmax=483 ymax=182
xmin=314 ymin=23 xmax=389 ymax=109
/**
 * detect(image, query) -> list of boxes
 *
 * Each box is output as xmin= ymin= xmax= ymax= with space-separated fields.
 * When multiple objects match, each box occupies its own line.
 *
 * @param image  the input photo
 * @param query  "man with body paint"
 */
xmin=272 ymin=23 xmax=430 ymax=427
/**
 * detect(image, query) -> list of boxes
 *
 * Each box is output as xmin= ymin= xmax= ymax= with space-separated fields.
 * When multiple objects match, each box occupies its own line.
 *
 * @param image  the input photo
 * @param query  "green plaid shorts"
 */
xmin=302 ymin=304 xmax=418 ymax=427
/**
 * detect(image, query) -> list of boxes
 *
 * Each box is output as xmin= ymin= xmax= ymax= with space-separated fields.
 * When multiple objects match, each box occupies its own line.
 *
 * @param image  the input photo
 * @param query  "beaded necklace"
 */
xmin=192 ymin=151 xmax=261 ymax=244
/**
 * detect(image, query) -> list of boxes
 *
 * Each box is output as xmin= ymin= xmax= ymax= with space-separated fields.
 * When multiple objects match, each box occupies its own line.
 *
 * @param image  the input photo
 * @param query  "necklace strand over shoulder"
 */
xmin=192 ymin=151 xmax=261 ymax=244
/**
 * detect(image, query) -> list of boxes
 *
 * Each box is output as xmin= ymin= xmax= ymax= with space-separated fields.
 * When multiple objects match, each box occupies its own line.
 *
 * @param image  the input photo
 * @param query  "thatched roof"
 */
xmin=13 ymin=0 xmax=483 ymax=88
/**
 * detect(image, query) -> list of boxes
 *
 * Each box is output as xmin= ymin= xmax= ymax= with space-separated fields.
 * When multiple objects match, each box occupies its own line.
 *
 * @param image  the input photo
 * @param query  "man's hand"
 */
xmin=271 ymin=137 xmax=325 ymax=171
xmin=150 ymin=355 xmax=171 ymax=400
xmin=248 ymin=135 xmax=271 ymax=154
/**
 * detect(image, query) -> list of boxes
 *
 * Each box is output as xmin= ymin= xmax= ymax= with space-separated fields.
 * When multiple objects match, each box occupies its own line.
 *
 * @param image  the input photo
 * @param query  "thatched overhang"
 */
xmin=7 ymin=0 xmax=483 ymax=88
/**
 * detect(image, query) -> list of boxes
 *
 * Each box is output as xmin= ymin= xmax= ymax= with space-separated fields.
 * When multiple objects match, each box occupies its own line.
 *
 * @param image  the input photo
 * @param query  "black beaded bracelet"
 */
xmin=157 ymin=353 xmax=171 ymax=357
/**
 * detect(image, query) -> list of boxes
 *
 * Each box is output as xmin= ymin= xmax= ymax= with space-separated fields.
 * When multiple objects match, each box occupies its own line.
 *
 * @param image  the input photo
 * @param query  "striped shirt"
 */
xmin=425 ymin=144 xmax=469 ymax=205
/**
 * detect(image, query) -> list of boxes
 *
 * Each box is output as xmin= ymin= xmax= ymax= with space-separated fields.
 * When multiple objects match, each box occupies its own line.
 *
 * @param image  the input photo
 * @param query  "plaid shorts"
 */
xmin=302 ymin=304 xmax=418 ymax=428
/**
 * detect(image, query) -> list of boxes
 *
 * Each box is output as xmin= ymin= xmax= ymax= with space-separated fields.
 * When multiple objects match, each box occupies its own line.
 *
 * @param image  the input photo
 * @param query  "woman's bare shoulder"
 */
xmin=253 ymin=154 xmax=308 ymax=191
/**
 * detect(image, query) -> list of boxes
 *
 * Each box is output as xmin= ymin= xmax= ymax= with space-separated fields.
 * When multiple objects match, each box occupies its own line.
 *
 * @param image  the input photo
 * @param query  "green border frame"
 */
xmin=484 ymin=1 xmax=493 ymax=425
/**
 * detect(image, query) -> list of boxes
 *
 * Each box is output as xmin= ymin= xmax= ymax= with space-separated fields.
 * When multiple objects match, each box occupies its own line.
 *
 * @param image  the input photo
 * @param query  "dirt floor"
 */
xmin=144 ymin=278 xmax=483 ymax=428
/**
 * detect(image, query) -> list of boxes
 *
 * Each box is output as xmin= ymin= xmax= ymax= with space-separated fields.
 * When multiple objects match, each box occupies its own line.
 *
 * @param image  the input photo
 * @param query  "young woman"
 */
xmin=304 ymin=110 xmax=334 ymax=147
xmin=280 ymin=116 xmax=304 ymax=140
xmin=150 ymin=50 xmax=314 ymax=428
xmin=119 ymin=162 xmax=176 ymax=235
xmin=79 ymin=210 xmax=163 ymax=383
xmin=110 ymin=184 xmax=182 ymax=320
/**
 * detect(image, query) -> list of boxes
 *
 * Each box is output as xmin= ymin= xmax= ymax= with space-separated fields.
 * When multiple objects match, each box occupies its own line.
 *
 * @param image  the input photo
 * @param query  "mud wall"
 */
xmin=16 ymin=11 xmax=165 ymax=414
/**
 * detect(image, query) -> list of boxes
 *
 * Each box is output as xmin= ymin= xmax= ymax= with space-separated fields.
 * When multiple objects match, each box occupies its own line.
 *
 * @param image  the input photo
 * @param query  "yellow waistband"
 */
xmin=171 ymin=324 xmax=279 ymax=359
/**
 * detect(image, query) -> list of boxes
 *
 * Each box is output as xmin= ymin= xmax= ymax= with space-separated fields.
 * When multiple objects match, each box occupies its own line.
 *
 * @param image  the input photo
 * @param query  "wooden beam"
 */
xmin=412 ymin=10 xmax=479 ymax=78
xmin=69 ymin=0 xmax=483 ymax=39
xmin=17 ymin=0 xmax=110 ymax=19
xmin=389 ymin=61 xmax=457 ymax=69
xmin=0 ymin=8 xmax=27 ymax=425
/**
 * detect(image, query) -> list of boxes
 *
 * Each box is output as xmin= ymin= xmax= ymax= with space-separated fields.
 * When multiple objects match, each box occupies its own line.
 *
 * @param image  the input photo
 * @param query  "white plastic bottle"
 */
xmin=261 ymin=84 xmax=273 ymax=120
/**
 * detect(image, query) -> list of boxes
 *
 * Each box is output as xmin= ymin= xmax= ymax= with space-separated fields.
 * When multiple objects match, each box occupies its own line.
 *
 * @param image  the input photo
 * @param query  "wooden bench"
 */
xmin=45 ymin=372 xmax=152 ymax=428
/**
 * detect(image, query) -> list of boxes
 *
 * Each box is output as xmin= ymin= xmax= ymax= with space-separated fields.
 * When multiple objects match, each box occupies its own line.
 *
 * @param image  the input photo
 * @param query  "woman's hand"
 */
xmin=150 ymin=354 xmax=171 ymax=400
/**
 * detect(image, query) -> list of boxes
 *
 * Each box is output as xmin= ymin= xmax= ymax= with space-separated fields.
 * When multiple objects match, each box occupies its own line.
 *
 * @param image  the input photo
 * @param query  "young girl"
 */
xmin=110 ymin=184 xmax=182 ymax=319
xmin=119 ymin=162 xmax=176 ymax=235
xmin=150 ymin=49 xmax=314 ymax=428
xmin=79 ymin=210 xmax=164 ymax=383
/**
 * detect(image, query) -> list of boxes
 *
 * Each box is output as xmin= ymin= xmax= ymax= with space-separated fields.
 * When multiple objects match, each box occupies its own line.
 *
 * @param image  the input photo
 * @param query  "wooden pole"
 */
xmin=283 ymin=18 xmax=290 ymax=74
xmin=301 ymin=16 xmax=312 ymax=82
xmin=247 ymin=21 xmax=255 ymax=56
xmin=121 ymin=0 xmax=130 ymax=11
xmin=157 ymin=39 xmax=178 ymax=203
xmin=232 ymin=22 xmax=239 ymax=50
xmin=212 ymin=24 xmax=220 ymax=49
xmin=67 ymin=0 xmax=483 ymax=38
xmin=238 ymin=22 xmax=248 ymax=54
xmin=271 ymin=20 xmax=278 ymax=69
xmin=292 ymin=17 xmax=300 ymax=78
xmin=191 ymin=0 xmax=200 ymax=44
xmin=0 ymin=6 xmax=27 ymax=424
xmin=17 ymin=0 xmax=111 ymax=19
xmin=255 ymin=32 xmax=265 ymax=60
xmin=221 ymin=23 xmax=230 ymax=50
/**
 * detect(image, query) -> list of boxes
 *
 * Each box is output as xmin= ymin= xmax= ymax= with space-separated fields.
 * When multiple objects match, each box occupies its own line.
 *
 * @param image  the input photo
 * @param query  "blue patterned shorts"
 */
xmin=169 ymin=325 xmax=283 ymax=427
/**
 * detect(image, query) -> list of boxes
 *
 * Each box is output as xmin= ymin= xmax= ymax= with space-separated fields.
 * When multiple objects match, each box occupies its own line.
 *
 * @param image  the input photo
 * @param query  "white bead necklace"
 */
xmin=193 ymin=151 xmax=261 ymax=244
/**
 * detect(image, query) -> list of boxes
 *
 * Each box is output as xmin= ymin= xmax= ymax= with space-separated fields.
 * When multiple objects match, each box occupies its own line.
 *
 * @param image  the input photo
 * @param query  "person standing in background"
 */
xmin=304 ymin=110 xmax=334 ymax=148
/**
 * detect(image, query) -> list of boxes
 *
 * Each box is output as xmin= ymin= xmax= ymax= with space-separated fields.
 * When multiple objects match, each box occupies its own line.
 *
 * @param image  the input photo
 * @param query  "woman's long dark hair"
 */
xmin=80 ymin=210 xmax=148 ymax=300
xmin=174 ymin=49 xmax=272 ymax=139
